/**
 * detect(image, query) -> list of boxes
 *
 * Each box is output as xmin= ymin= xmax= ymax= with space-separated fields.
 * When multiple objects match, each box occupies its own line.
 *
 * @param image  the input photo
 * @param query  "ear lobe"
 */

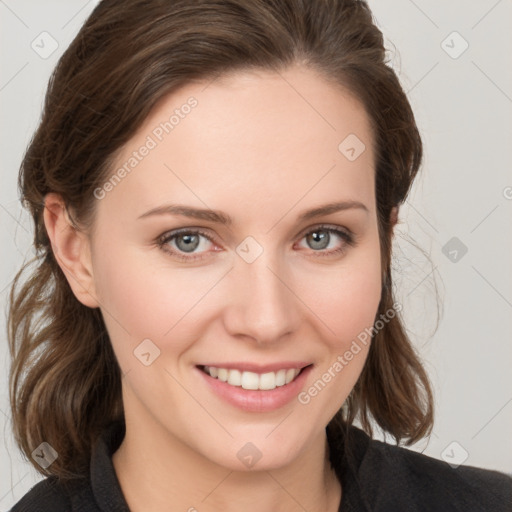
xmin=43 ymin=193 xmax=99 ymax=308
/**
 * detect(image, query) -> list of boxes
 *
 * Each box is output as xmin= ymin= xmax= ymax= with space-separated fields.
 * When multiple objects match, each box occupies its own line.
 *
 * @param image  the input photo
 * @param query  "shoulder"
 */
xmin=9 ymin=421 xmax=128 ymax=512
xmin=329 ymin=425 xmax=512 ymax=511
xmin=9 ymin=476 xmax=99 ymax=512
xmin=365 ymin=436 xmax=512 ymax=511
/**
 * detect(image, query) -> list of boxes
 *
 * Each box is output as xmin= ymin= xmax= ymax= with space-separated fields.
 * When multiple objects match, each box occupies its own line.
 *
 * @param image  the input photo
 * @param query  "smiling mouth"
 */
xmin=197 ymin=364 xmax=312 ymax=391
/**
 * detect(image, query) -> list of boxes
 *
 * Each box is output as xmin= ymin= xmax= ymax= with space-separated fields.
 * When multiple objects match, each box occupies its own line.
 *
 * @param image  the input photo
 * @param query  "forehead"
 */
xmin=102 ymin=65 xmax=376 ymax=222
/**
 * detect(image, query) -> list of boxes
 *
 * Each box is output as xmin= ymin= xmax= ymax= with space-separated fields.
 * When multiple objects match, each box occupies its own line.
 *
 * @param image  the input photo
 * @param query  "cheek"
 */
xmin=91 ymin=245 xmax=224 ymax=360
xmin=296 ymin=243 xmax=382 ymax=349
xmin=295 ymin=251 xmax=382 ymax=413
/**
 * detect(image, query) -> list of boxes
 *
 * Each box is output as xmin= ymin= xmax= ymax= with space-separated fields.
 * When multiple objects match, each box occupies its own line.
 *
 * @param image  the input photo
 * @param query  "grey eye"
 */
xmin=306 ymin=230 xmax=331 ymax=250
xmin=175 ymin=233 xmax=201 ymax=252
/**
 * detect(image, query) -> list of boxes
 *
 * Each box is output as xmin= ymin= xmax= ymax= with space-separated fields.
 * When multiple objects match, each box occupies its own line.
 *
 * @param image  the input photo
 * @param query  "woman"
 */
xmin=8 ymin=0 xmax=511 ymax=510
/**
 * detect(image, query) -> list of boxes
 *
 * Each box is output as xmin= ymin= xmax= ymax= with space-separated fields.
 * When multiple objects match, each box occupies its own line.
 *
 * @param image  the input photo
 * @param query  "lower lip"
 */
xmin=195 ymin=365 xmax=313 ymax=413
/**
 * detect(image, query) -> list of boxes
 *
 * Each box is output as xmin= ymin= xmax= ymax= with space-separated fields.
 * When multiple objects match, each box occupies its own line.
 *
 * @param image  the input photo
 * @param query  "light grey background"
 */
xmin=1 ymin=0 xmax=511 ymax=508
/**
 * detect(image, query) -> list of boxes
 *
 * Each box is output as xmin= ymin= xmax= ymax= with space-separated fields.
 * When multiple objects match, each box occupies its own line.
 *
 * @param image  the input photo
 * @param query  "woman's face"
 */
xmin=87 ymin=65 xmax=382 ymax=470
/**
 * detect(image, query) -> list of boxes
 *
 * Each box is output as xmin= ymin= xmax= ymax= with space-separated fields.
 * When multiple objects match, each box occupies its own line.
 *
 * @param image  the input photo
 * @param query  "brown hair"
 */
xmin=8 ymin=0 xmax=434 ymax=479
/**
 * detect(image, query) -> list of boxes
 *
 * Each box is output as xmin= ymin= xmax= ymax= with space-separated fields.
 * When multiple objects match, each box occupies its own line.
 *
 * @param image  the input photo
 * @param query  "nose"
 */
xmin=222 ymin=250 xmax=302 ymax=345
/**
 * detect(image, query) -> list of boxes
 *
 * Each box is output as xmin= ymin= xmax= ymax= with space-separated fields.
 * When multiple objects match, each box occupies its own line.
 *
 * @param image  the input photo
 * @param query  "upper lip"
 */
xmin=197 ymin=362 xmax=312 ymax=373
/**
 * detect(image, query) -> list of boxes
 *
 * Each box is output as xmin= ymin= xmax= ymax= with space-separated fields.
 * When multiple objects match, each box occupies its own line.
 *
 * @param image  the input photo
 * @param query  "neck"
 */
xmin=112 ymin=414 xmax=341 ymax=512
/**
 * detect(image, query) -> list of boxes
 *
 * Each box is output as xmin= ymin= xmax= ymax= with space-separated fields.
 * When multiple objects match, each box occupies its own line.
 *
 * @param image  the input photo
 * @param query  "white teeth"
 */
xmin=203 ymin=366 xmax=302 ymax=390
xmin=285 ymin=368 xmax=296 ymax=384
xmin=275 ymin=369 xmax=286 ymax=386
xmin=241 ymin=371 xmax=259 ymax=390
xmin=259 ymin=372 xmax=275 ymax=390
xmin=217 ymin=368 xmax=228 ymax=382
xmin=227 ymin=369 xmax=242 ymax=386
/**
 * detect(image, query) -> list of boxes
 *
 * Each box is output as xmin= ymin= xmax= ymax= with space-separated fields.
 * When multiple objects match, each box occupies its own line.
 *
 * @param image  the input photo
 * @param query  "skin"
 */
xmin=44 ymin=64 xmax=397 ymax=512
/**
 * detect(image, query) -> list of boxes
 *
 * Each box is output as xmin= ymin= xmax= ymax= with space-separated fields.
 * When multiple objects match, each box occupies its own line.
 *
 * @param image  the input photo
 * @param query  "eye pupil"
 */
xmin=307 ymin=230 xmax=329 ymax=250
xmin=176 ymin=234 xmax=200 ymax=252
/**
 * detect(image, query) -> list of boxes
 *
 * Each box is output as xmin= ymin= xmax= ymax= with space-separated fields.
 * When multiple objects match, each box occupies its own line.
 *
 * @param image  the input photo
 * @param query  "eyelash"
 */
xmin=156 ymin=224 xmax=357 ymax=262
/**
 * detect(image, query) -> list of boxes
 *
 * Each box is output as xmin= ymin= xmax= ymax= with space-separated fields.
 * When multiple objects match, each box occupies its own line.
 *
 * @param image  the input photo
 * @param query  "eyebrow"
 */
xmin=137 ymin=200 xmax=369 ymax=225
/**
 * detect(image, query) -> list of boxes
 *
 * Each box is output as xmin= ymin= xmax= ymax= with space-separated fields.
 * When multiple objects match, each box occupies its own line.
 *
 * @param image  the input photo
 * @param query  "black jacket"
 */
xmin=9 ymin=421 xmax=512 ymax=511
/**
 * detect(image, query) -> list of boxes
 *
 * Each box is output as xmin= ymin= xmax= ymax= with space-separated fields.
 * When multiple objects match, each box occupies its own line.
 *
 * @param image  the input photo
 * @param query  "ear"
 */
xmin=390 ymin=206 xmax=399 ymax=231
xmin=43 ymin=193 xmax=99 ymax=308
